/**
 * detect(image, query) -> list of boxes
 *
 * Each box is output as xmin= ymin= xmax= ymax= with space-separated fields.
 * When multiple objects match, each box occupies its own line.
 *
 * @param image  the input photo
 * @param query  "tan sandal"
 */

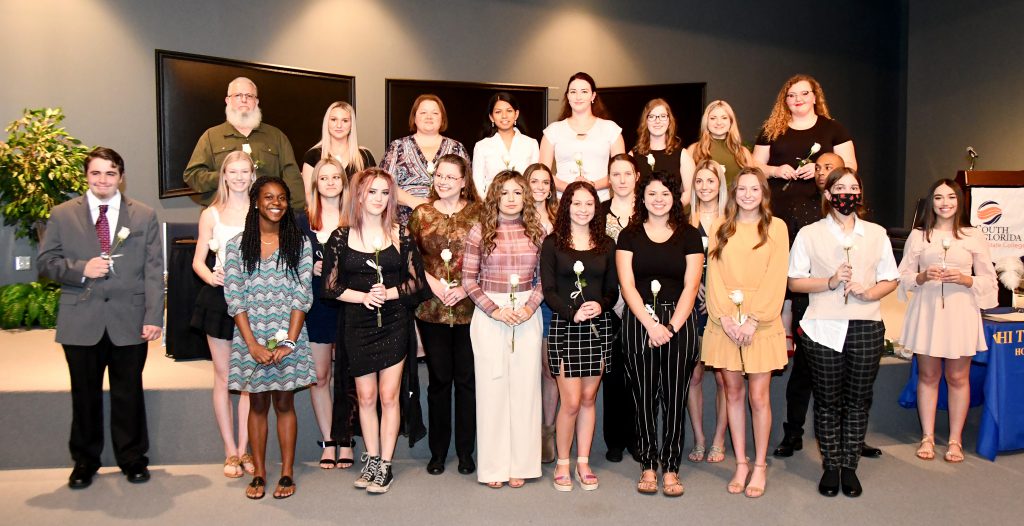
xmin=552 ymin=458 xmax=573 ymax=492
xmin=944 ymin=440 xmax=965 ymax=463
xmin=727 ymin=459 xmax=750 ymax=494
xmin=916 ymin=435 xmax=936 ymax=461
xmin=637 ymin=469 xmax=658 ymax=494
xmin=223 ymin=456 xmax=243 ymax=478
xmin=745 ymin=463 xmax=767 ymax=498
xmin=239 ymin=453 xmax=256 ymax=474
xmin=707 ymin=445 xmax=726 ymax=463
xmin=662 ymin=472 xmax=684 ymax=497
xmin=574 ymin=457 xmax=598 ymax=491
xmin=687 ymin=444 xmax=706 ymax=463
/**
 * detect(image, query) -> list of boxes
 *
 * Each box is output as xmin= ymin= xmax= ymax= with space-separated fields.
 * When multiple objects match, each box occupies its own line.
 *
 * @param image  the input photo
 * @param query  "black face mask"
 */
xmin=830 ymin=193 xmax=861 ymax=216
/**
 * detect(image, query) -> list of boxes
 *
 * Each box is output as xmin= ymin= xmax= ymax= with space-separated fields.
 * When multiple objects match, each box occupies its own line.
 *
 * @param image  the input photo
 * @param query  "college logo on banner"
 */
xmin=970 ymin=187 xmax=1024 ymax=260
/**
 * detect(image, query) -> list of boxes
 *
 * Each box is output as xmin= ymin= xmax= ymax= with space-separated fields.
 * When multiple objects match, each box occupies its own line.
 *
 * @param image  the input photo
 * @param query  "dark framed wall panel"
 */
xmin=156 ymin=50 xmax=355 ymax=198
xmin=385 ymin=79 xmax=548 ymax=154
xmin=599 ymin=83 xmax=706 ymax=151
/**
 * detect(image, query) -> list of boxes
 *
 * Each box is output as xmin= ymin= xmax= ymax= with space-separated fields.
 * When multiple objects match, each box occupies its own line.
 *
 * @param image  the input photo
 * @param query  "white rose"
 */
xmin=573 ymin=152 xmax=583 ymax=163
xmin=841 ymin=236 xmax=855 ymax=250
xmin=426 ymin=161 xmax=435 ymax=175
xmin=942 ymin=238 xmax=952 ymax=249
xmin=651 ymin=279 xmax=662 ymax=294
xmin=315 ymin=229 xmax=332 ymax=245
xmin=701 ymin=237 xmax=709 ymax=251
xmin=729 ymin=290 xmax=744 ymax=305
xmin=509 ymin=274 xmax=520 ymax=287
xmin=646 ymin=153 xmax=655 ymax=168
xmin=274 ymin=329 xmax=288 ymax=341
xmin=242 ymin=143 xmax=252 ymax=155
xmin=573 ymin=260 xmax=585 ymax=274
xmin=372 ymin=236 xmax=384 ymax=251
xmin=810 ymin=142 xmax=821 ymax=155
xmin=116 ymin=227 xmax=130 ymax=240
xmin=440 ymin=248 xmax=453 ymax=263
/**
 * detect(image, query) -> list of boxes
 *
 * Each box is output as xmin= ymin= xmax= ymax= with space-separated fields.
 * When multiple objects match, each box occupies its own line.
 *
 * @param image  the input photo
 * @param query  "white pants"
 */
xmin=471 ymin=291 xmax=542 ymax=483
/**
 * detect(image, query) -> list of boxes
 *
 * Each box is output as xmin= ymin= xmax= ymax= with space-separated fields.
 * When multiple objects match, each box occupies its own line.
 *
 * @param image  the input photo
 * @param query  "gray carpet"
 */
xmin=5 ymin=360 xmax=1024 ymax=525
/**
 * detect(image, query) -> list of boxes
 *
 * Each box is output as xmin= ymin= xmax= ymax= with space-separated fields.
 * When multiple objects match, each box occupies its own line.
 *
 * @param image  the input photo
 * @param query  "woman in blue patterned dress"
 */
xmin=225 ymin=176 xmax=315 ymax=500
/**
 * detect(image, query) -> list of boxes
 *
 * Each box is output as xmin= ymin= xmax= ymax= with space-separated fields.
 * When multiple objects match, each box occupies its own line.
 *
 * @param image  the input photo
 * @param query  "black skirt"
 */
xmin=547 ymin=311 xmax=613 ymax=377
xmin=190 ymin=285 xmax=236 ymax=340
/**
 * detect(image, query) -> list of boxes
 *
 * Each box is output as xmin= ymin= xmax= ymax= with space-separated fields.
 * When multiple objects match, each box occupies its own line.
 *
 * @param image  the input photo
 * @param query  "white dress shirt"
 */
xmin=472 ymin=129 xmax=540 ymax=197
xmin=86 ymin=189 xmax=122 ymax=248
xmin=788 ymin=214 xmax=899 ymax=352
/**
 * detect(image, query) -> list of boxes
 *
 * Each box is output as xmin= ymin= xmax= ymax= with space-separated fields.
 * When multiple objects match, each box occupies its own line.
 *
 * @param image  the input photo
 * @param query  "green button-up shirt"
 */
xmin=183 ymin=121 xmax=305 ymax=209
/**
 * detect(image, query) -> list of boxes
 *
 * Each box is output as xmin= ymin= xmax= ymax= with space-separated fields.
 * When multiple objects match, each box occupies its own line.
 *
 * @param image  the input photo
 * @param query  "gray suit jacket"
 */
xmin=38 ymin=194 xmax=164 ymax=346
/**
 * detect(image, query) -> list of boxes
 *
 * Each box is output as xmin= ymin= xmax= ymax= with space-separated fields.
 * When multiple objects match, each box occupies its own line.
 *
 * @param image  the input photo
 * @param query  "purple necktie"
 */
xmin=96 ymin=204 xmax=111 ymax=253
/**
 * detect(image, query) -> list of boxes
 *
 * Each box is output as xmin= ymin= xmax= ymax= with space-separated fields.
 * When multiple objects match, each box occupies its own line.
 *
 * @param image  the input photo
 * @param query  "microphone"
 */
xmin=967 ymin=146 xmax=979 ymax=170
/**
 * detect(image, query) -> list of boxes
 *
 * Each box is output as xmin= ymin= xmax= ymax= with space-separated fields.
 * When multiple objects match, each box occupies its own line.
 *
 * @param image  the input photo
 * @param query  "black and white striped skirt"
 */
xmin=547 ymin=311 xmax=613 ymax=377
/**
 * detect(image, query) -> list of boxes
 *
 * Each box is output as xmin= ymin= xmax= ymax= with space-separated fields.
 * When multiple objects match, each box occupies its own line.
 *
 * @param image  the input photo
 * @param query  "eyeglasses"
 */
xmin=647 ymin=114 xmax=669 ymax=122
xmin=785 ymin=91 xmax=812 ymax=100
xmin=229 ymin=93 xmax=258 ymax=101
xmin=434 ymin=174 xmax=464 ymax=182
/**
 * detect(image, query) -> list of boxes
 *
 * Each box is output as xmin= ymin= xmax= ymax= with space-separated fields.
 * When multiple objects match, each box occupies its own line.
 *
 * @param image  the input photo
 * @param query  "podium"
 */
xmin=955 ymin=170 xmax=1024 ymax=213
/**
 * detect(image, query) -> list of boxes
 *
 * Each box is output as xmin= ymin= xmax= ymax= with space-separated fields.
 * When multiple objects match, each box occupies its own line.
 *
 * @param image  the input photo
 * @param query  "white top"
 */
xmin=87 ymin=189 xmax=121 ymax=247
xmin=543 ymin=118 xmax=622 ymax=201
xmin=788 ymin=214 xmax=899 ymax=352
xmin=210 ymin=206 xmax=244 ymax=265
xmin=472 ymin=128 xmax=539 ymax=197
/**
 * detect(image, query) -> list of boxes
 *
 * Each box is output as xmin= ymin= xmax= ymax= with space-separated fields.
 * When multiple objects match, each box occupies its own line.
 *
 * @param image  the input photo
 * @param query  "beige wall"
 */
xmin=0 ymin=0 xmax=903 ymax=284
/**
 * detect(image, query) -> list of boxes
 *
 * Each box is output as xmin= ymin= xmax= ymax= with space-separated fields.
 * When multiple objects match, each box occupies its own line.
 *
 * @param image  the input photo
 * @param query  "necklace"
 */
xmin=261 ymin=237 xmax=277 ymax=245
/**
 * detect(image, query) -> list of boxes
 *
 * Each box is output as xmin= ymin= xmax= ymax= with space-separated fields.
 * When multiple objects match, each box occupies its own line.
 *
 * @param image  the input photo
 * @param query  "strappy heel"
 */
xmin=727 ymin=458 xmax=750 ymax=494
xmin=745 ymin=463 xmax=768 ymax=498
xmin=553 ymin=458 xmax=573 ymax=492
xmin=317 ymin=440 xmax=338 ymax=469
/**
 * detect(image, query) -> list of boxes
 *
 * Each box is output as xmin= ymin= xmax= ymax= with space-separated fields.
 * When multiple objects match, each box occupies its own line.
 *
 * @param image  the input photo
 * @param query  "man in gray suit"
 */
xmin=38 ymin=147 xmax=164 ymax=489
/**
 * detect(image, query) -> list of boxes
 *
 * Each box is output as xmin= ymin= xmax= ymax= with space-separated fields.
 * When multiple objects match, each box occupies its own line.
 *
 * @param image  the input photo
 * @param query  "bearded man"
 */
xmin=183 ymin=77 xmax=304 ymax=209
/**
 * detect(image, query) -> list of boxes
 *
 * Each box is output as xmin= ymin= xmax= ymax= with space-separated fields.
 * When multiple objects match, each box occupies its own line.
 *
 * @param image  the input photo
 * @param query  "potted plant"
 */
xmin=0 ymin=108 xmax=91 ymax=243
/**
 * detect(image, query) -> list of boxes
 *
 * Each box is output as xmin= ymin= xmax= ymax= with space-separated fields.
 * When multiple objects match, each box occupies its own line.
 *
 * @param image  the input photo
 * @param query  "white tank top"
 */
xmin=210 ymin=206 xmax=244 ymax=249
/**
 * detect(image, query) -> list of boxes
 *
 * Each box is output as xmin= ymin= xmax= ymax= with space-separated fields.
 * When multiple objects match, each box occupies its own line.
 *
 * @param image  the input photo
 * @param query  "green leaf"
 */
xmin=2 ymin=298 xmax=27 ymax=329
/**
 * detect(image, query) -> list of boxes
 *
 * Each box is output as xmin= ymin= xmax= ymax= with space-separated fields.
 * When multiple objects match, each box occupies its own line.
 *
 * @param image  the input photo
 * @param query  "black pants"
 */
xmin=417 ymin=319 xmax=476 ymax=458
xmin=621 ymin=306 xmax=699 ymax=473
xmin=62 ymin=331 xmax=149 ymax=470
xmin=603 ymin=314 xmax=636 ymax=453
xmin=783 ymin=294 xmax=813 ymax=437
xmin=803 ymin=321 xmax=885 ymax=470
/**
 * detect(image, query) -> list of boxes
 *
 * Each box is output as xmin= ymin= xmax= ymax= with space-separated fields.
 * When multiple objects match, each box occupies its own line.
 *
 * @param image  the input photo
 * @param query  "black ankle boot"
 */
xmin=818 ymin=468 xmax=840 ymax=497
xmin=840 ymin=468 xmax=862 ymax=497
xmin=773 ymin=434 xmax=804 ymax=457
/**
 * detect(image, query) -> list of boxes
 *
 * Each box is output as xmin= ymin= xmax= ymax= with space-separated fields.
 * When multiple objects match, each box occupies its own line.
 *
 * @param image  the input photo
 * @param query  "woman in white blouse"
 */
xmin=787 ymin=167 xmax=897 ymax=499
xmin=540 ymin=72 xmax=625 ymax=201
xmin=472 ymin=92 xmax=540 ymax=197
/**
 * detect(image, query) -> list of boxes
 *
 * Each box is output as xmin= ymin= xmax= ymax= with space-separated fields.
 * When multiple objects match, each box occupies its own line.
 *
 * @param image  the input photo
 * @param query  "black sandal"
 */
xmin=317 ymin=440 xmax=338 ymax=469
xmin=337 ymin=438 xmax=356 ymax=469
xmin=246 ymin=476 xmax=266 ymax=500
xmin=273 ymin=476 xmax=295 ymax=499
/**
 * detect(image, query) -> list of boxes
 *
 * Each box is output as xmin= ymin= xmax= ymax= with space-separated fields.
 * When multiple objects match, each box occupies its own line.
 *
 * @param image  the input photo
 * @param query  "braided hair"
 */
xmin=240 ymin=176 xmax=304 ymax=280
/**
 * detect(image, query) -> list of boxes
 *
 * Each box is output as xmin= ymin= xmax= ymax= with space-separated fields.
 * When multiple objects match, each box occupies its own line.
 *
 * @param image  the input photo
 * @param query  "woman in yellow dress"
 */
xmin=701 ymin=167 xmax=789 ymax=498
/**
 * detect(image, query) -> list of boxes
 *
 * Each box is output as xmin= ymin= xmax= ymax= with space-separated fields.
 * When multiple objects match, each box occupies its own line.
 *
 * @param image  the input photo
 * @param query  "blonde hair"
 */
xmin=689 ymin=160 xmax=729 ymax=228
xmin=307 ymin=158 xmax=347 ymax=232
xmin=312 ymin=101 xmax=366 ymax=173
xmin=761 ymin=74 xmax=832 ymax=142
xmin=212 ymin=151 xmax=255 ymax=208
xmin=692 ymin=100 xmax=752 ymax=169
